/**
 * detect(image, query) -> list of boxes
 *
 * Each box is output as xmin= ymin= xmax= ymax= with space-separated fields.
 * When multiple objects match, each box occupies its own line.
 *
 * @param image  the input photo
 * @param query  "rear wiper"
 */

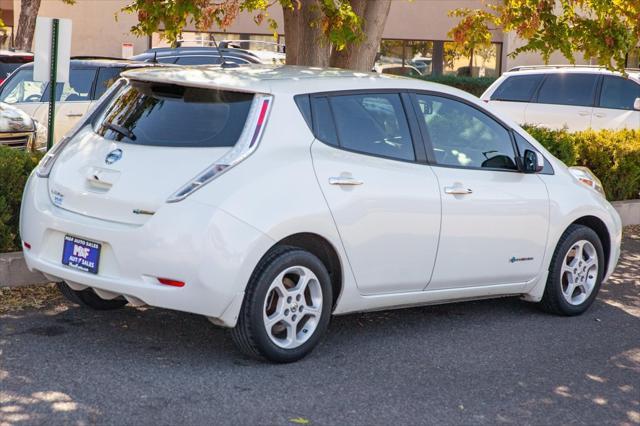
xmin=103 ymin=121 xmax=136 ymax=140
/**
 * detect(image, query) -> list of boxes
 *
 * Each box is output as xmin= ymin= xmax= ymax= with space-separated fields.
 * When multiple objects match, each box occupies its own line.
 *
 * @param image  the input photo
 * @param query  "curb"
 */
xmin=611 ymin=200 xmax=640 ymax=227
xmin=0 ymin=252 xmax=49 ymax=288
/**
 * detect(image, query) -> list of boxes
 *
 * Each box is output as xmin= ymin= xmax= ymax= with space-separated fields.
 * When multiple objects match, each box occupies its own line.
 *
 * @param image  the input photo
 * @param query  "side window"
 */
xmin=329 ymin=93 xmax=415 ymax=161
xmin=416 ymin=94 xmax=518 ymax=170
xmin=536 ymin=74 xmax=598 ymax=107
xmin=513 ymin=133 xmax=554 ymax=175
xmin=490 ymin=74 xmax=543 ymax=102
xmin=599 ymin=76 xmax=640 ymax=110
xmin=94 ymin=67 xmax=124 ymax=99
xmin=311 ymin=97 xmax=338 ymax=147
xmin=43 ymin=69 xmax=97 ymax=102
xmin=175 ymin=56 xmax=222 ymax=65
xmin=0 ymin=69 xmax=47 ymax=103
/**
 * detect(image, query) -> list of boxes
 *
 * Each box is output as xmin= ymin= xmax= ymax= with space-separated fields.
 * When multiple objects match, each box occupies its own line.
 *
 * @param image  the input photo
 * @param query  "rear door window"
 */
xmin=328 ymin=93 xmax=415 ymax=161
xmin=311 ymin=97 xmax=339 ymax=147
xmin=598 ymin=76 xmax=640 ymax=110
xmin=536 ymin=73 xmax=598 ymax=107
xmin=491 ymin=74 xmax=543 ymax=102
xmin=43 ymin=68 xmax=97 ymax=102
xmin=93 ymin=81 xmax=254 ymax=147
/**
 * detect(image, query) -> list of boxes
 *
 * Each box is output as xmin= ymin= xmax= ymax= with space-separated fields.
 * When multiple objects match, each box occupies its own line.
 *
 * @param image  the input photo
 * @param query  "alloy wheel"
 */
xmin=560 ymin=239 xmax=599 ymax=306
xmin=262 ymin=265 xmax=323 ymax=349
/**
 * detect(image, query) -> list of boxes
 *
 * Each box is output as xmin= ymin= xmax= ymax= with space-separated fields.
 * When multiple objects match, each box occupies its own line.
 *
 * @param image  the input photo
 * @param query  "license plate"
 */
xmin=62 ymin=235 xmax=101 ymax=274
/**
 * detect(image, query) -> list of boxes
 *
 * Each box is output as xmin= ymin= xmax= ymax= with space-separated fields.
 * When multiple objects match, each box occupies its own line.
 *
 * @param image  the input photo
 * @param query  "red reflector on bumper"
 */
xmin=23 ymin=241 xmax=31 ymax=250
xmin=157 ymin=278 xmax=185 ymax=287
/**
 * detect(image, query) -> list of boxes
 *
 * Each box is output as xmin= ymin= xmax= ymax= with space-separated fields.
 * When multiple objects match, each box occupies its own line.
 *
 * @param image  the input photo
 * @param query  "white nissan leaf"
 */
xmin=20 ymin=65 xmax=622 ymax=362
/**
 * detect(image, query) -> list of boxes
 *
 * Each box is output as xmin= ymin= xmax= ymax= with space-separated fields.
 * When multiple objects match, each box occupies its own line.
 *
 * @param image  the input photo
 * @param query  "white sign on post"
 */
xmin=122 ymin=42 xmax=134 ymax=59
xmin=33 ymin=17 xmax=72 ymax=83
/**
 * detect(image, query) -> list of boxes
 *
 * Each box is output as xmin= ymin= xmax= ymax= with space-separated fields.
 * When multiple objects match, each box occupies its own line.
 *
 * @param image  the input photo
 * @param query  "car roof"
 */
xmin=502 ymin=66 xmax=640 ymax=81
xmin=121 ymin=64 xmax=471 ymax=97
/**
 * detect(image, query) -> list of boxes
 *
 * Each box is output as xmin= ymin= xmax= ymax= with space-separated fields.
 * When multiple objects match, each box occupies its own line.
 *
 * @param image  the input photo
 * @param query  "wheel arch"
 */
xmin=272 ymin=233 xmax=343 ymax=309
xmin=569 ymin=215 xmax=612 ymax=276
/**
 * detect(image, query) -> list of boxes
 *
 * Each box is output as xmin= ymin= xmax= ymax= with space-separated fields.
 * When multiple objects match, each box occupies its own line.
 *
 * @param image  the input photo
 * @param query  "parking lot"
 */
xmin=1 ymin=230 xmax=639 ymax=426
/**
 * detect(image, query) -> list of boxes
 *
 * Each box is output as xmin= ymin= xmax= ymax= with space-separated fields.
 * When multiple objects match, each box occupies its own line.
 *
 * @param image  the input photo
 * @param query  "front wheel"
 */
xmin=538 ymin=224 xmax=605 ymax=316
xmin=231 ymin=246 xmax=333 ymax=363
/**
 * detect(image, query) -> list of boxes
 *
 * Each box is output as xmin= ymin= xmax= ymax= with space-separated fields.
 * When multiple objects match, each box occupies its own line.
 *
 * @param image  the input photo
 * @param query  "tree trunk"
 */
xmin=14 ymin=0 xmax=43 ymax=51
xmin=329 ymin=0 xmax=392 ymax=71
xmin=283 ymin=0 xmax=331 ymax=67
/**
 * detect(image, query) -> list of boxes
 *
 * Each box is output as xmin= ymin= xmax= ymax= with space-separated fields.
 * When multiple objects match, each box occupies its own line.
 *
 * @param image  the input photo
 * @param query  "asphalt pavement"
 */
xmin=1 ymin=232 xmax=639 ymax=425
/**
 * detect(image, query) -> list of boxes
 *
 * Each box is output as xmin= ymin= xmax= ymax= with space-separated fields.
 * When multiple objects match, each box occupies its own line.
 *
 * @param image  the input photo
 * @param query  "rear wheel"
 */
xmin=231 ymin=246 xmax=332 ymax=363
xmin=539 ymin=225 xmax=604 ymax=316
xmin=57 ymin=282 xmax=128 ymax=311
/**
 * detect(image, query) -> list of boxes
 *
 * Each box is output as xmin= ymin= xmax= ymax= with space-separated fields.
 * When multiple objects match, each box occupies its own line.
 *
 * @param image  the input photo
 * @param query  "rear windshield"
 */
xmin=93 ymin=81 xmax=254 ymax=147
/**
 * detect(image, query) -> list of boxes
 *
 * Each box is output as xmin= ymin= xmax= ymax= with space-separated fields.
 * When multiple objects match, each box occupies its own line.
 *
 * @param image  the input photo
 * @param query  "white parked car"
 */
xmin=21 ymin=66 xmax=621 ymax=362
xmin=481 ymin=66 xmax=640 ymax=131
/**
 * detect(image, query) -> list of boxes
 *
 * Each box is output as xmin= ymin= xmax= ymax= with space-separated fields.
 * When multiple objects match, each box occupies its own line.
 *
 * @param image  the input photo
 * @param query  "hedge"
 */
xmin=524 ymin=126 xmax=640 ymax=201
xmin=0 ymin=147 xmax=41 ymax=252
xmin=420 ymin=75 xmax=496 ymax=97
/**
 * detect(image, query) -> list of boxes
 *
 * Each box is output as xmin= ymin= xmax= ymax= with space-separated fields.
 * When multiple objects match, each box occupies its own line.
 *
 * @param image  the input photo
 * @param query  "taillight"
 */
xmin=167 ymin=94 xmax=273 ymax=203
xmin=157 ymin=278 xmax=185 ymax=287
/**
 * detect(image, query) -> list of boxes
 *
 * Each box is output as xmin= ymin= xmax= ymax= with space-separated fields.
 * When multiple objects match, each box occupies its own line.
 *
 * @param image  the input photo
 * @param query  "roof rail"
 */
xmin=71 ymin=55 xmax=126 ymax=61
xmin=509 ymin=64 xmax=640 ymax=72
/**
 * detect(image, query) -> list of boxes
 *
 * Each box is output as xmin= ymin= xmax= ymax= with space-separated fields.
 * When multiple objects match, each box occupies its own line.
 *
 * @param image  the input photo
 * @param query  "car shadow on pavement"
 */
xmin=1 ymin=235 xmax=639 ymax=425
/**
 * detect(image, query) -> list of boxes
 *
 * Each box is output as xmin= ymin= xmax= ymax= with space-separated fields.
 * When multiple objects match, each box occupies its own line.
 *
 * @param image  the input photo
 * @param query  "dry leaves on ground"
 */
xmin=0 ymin=283 xmax=62 ymax=314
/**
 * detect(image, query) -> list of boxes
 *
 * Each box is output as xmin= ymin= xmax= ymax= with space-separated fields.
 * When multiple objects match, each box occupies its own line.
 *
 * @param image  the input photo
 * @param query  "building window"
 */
xmin=627 ymin=48 xmax=639 ymax=69
xmin=377 ymin=39 xmax=502 ymax=78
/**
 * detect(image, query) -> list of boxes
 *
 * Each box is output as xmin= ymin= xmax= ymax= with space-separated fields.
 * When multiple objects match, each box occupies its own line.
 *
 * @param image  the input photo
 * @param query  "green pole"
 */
xmin=46 ymin=18 xmax=59 ymax=151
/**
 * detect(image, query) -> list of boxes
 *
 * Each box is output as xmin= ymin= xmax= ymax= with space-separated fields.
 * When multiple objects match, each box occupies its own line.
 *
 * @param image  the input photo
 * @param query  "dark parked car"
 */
xmin=130 ymin=46 xmax=262 ymax=65
xmin=0 ymin=50 xmax=33 ymax=84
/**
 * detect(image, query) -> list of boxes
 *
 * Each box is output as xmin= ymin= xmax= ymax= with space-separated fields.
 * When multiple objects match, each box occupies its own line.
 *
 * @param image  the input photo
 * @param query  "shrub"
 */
xmin=0 ymin=147 xmax=42 ymax=252
xmin=522 ymin=125 xmax=578 ymax=166
xmin=522 ymin=126 xmax=640 ymax=201
xmin=420 ymin=75 xmax=497 ymax=97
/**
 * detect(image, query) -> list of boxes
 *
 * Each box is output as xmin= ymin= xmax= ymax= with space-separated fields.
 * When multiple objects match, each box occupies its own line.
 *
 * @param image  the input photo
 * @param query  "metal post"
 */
xmin=46 ymin=18 xmax=59 ymax=151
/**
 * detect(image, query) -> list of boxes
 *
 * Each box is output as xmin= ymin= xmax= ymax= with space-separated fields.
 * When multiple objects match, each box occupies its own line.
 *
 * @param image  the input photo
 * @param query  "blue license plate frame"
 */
xmin=61 ymin=235 xmax=101 ymax=274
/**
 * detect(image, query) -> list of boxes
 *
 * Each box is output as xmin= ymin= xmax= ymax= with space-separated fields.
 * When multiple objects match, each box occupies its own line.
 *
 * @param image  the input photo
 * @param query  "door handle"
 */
xmin=444 ymin=186 xmax=473 ymax=195
xmin=329 ymin=177 xmax=364 ymax=186
xmin=578 ymin=111 xmax=591 ymax=117
xmin=66 ymin=113 xmax=84 ymax=117
xmin=593 ymin=113 xmax=606 ymax=118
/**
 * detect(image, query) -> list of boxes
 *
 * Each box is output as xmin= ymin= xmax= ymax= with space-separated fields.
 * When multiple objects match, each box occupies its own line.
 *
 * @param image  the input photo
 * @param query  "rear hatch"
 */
xmin=48 ymin=79 xmax=257 ymax=225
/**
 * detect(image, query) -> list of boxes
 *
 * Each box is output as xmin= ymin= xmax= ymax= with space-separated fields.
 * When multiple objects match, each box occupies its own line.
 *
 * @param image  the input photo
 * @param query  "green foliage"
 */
xmin=522 ymin=125 xmax=578 ymax=166
xmin=523 ymin=126 xmax=640 ymax=201
xmin=420 ymin=75 xmax=496 ymax=97
xmin=122 ymin=0 xmax=363 ymax=52
xmin=449 ymin=1 xmax=640 ymax=74
xmin=0 ymin=148 xmax=42 ymax=252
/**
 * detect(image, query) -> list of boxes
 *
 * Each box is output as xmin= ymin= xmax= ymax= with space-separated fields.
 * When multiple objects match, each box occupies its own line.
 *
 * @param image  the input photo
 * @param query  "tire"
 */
xmin=57 ymin=282 xmax=128 ymax=311
xmin=231 ymin=245 xmax=333 ymax=363
xmin=538 ymin=224 xmax=605 ymax=316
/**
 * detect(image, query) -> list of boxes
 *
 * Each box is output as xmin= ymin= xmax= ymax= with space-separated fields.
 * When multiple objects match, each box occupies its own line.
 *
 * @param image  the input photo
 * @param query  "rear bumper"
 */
xmin=20 ymin=175 xmax=275 ymax=327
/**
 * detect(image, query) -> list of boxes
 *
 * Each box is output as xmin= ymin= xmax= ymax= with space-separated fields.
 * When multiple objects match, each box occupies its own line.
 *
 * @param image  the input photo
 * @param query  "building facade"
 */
xmin=6 ymin=0 xmax=640 ymax=75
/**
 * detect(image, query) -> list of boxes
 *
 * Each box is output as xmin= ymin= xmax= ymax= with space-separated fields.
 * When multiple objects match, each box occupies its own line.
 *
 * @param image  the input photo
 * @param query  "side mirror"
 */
xmin=634 ymin=97 xmax=640 ymax=111
xmin=521 ymin=149 xmax=544 ymax=173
